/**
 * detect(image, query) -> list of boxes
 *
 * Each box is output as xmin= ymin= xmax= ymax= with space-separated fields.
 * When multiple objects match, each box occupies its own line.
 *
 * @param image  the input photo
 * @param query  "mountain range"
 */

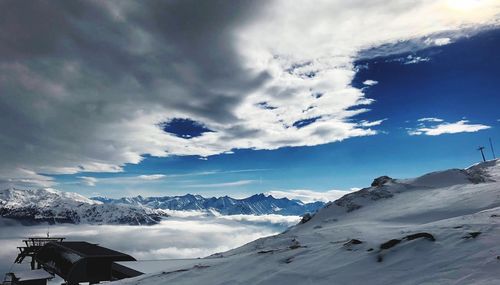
xmin=91 ymin=193 xmax=325 ymax=216
xmin=0 ymin=189 xmax=325 ymax=225
xmin=0 ymin=188 xmax=164 ymax=225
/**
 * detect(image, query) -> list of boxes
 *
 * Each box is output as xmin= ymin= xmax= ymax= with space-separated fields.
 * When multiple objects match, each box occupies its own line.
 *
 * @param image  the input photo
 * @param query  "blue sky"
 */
xmin=54 ymin=29 xmax=500 ymax=199
xmin=1 ymin=1 xmax=499 ymax=201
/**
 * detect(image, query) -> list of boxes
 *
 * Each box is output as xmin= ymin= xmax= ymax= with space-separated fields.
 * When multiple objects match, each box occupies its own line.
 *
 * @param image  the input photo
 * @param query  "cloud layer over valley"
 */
xmin=0 ymin=214 xmax=299 ymax=277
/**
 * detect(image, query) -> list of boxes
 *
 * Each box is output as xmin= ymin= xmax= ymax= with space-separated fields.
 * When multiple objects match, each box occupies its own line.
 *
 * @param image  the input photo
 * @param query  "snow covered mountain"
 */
xmin=116 ymin=159 xmax=500 ymax=285
xmin=92 ymin=193 xmax=325 ymax=216
xmin=0 ymin=188 xmax=164 ymax=225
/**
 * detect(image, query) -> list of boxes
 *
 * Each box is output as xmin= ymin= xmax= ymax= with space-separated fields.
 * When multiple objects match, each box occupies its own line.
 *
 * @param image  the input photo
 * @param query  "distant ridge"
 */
xmin=91 ymin=193 xmax=326 ymax=216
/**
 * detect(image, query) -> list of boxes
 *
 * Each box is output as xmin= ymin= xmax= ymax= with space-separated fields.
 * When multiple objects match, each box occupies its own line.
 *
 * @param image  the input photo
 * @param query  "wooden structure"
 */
xmin=14 ymin=237 xmax=65 ymax=270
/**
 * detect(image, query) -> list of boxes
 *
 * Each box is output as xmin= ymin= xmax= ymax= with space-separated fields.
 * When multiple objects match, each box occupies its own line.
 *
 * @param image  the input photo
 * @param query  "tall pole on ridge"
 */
xmin=478 ymin=146 xmax=486 ymax=162
xmin=489 ymin=138 xmax=496 ymax=159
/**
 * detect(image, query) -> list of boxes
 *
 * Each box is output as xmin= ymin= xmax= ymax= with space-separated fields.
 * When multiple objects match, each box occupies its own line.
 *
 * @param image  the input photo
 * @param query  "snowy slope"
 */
xmin=116 ymin=159 xmax=500 ymax=285
xmin=0 ymin=188 xmax=165 ymax=225
xmin=92 ymin=193 xmax=325 ymax=216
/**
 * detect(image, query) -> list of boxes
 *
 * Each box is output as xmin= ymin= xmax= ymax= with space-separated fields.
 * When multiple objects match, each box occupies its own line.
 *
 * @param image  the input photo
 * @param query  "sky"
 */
xmin=1 ymin=0 xmax=499 ymax=200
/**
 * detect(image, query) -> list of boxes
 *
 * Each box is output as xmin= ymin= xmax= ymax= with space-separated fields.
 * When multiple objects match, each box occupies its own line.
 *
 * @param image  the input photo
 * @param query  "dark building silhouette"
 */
xmin=35 ymin=242 xmax=136 ymax=285
xmin=3 ymin=270 xmax=53 ymax=285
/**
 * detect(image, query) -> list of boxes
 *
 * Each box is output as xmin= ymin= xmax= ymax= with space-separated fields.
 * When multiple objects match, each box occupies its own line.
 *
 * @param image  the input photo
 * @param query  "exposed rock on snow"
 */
xmin=114 ymin=159 xmax=500 ymax=285
xmin=371 ymin=175 xmax=394 ymax=187
xmin=299 ymin=213 xmax=312 ymax=224
xmin=377 ymin=232 xmax=436 ymax=262
xmin=462 ymin=231 xmax=481 ymax=239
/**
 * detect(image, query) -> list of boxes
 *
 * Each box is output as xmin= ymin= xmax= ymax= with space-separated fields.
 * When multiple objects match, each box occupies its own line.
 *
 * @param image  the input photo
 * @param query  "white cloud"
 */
xmin=0 ymin=215 xmax=296 ymax=276
xmin=425 ymin=37 xmax=452 ymax=46
xmin=78 ymin=176 xmax=98 ymax=187
xmin=138 ymin=174 xmax=166 ymax=180
xmin=404 ymin=55 xmax=431 ymax=64
xmin=418 ymin=117 xmax=444 ymax=122
xmin=408 ymin=120 xmax=491 ymax=136
xmin=216 ymin=214 xmax=300 ymax=226
xmin=266 ymin=189 xmax=355 ymax=203
xmin=183 ymin=180 xmax=255 ymax=188
xmin=359 ymin=119 xmax=387 ymax=128
xmin=0 ymin=169 xmax=55 ymax=189
xmin=363 ymin=80 xmax=379 ymax=86
xmin=0 ymin=1 xmax=498 ymax=186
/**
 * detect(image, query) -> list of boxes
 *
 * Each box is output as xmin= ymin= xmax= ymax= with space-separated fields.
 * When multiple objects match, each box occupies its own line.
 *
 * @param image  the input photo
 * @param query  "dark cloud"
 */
xmin=0 ymin=0 xmax=270 ymax=185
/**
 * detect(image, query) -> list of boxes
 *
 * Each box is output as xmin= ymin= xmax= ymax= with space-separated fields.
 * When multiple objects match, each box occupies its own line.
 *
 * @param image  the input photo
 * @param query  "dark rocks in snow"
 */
xmin=405 ymin=232 xmax=435 ymax=242
xmin=257 ymin=249 xmax=275 ymax=254
xmin=343 ymin=239 xmax=363 ymax=251
xmin=380 ymin=239 xmax=402 ymax=250
xmin=465 ymin=162 xmax=496 ymax=183
xmin=289 ymin=238 xmax=303 ymax=249
xmin=380 ymin=232 xmax=436 ymax=250
xmin=377 ymin=232 xmax=436 ymax=262
xmin=344 ymin=239 xmax=363 ymax=246
xmin=371 ymin=176 xmax=394 ymax=187
xmin=299 ymin=213 xmax=312 ymax=224
xmin=333 ymin=186 xmax=394 ymax=213
xmin=463 ymin=232 xmax=481 ymax=239
xmin=257 ymin=239 xmax=304 ymax=254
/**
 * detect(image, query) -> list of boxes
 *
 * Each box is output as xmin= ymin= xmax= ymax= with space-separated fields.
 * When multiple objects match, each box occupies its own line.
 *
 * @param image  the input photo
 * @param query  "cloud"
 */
xmin=389 ymin=55 xmax=431 ymax=65
xmin=0 ymin=0 xmax=498 ymax=186
xmin=70 ymin=174 xmax=167 ymax=188
xmin=363 ymin=80 xmax=379 ymax=86
xmin=183 ymin=180 xmax=255 ymax=188
xmin=138 ymin=174 xmax=166 ymax=180
xmin=78 ymin=176 xmax=98 ymax=187
xmin=425 ymin=37 xmax=452 ymax=46
xmin=0 ymin=169 xmax=55 ymax=189
xmin=359 ymin=119 xmax=387 ymax=128
xmin=216 ymin=214 xmax=300 ymax=227
xmin=408 ymin=120 xmax=491 ymax=136
xmin=0 ymin=214 xmax=297 ymax=276
xmin=418 ymin=117 xmax=445 ymax=122
xmin=266 ymin=189 xmax=355 ymax=203
xmin=166 ymin=169 xmax=271 ymax=178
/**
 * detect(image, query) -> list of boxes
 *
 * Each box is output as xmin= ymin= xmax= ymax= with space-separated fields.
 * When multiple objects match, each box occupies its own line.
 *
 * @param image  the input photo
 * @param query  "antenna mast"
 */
xmin=477 ymin=146 xmax=486 ymax=162
xmin=489 ymin=138 xmax=496 ymax=159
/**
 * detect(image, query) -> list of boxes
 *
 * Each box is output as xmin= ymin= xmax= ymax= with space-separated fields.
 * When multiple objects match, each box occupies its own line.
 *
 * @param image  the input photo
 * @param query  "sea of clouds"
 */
xmin=0 ymin=213 xmax=299 ymax=278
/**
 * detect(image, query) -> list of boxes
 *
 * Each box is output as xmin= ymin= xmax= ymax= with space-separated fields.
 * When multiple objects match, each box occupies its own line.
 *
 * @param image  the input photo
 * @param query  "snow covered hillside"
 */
xmin=116 ymin=160 xmax=500 ymax=285
xmin=0 ymin=188 xmax=164 ymax=225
